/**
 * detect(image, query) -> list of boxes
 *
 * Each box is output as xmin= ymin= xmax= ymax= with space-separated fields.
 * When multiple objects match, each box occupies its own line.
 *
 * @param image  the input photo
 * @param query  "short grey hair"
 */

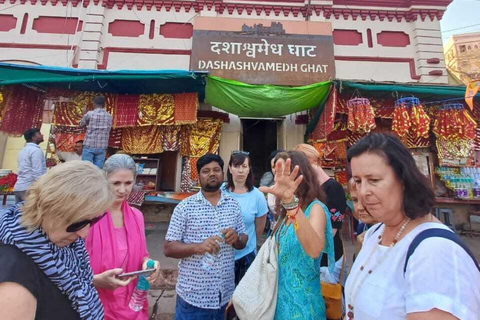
xmin=103 ymin=154 xmax=137 ymax=177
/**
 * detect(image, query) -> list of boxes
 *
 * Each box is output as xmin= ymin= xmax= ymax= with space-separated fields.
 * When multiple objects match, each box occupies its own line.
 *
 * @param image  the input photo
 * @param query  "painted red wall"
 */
xmin=32 ymin=17 xmax=82 ymax=34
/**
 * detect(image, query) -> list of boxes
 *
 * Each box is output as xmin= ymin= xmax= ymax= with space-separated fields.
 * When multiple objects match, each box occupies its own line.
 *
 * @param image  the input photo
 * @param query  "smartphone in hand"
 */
xmin=116 ymin=268 xmax=156 ymax=279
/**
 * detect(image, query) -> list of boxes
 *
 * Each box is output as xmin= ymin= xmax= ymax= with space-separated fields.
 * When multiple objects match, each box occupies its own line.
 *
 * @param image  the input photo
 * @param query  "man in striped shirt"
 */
xmin=79 ymin=96 xmax=112 ymax=168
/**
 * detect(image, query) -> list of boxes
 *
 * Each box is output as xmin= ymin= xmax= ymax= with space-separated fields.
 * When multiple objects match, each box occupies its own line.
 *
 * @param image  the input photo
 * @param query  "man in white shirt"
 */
xmin=13 ymin=128 xmax=46 ymax=203
xmin=56 ymin=140 xmax=83 ymax=162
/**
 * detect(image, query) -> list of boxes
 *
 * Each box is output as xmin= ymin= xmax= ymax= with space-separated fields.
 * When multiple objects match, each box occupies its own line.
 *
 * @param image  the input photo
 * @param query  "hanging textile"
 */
xmin=50 ymin=90 xmax=116 ymax=126
xmin=109 ymin=128 xmax=123 ymax=149
xmin=137 ymin=94 xmax=174 ymax=126
xmin=174 ymin=93 xmax=198 ymax=124
xmin=347 ymin=98 xmax=376 ymax=134
xmin=475 ymin=127 xmax=480 ymax=151
xmin=206 ymin=76 xmax=332 ymax=117
xmin=52 ymin=101 xmax=85 ymax=126
xmin=433 ymin=103 xmax=476 ymax=141
xmin=0 ymin=85 xmax=44 ymax=136
xmin=180 ymin=119 xmax=222 ymax=157
xmin=436 ymin=138 xmax=473 ymax=160
xmin=334 ymin=170 xmax=348 ymax=187
xmin=122 ymin=125 xmax=163 ymax=154
xmin=51 ymin=90 xmax=96 ymax=126
xmin=54 ymin=132 xmax=85 ymax=152
xmin=180 ymin=158 xmax=192 ymax=192
xmin=0 ymin=89 xmax=5 ymax=124
xmin=310 ymin=86 xmax=337 ymax=142
xmin=162 ymin=126 xmax=181 ymax=151
xmin=189 ymin=157 xmax=199 ymax=183
xmin=114 ymin=95 xmax=139 ymax=128
xmin=392 ymin=97 xmax=430 ymax=139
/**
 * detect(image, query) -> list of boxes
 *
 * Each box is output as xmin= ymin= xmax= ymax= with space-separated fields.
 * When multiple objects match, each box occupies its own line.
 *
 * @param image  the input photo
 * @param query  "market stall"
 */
xmin=0 ymin=63 xmax=225 ymax=210
xmin=306 ymin=80 xmax=480 ymax=232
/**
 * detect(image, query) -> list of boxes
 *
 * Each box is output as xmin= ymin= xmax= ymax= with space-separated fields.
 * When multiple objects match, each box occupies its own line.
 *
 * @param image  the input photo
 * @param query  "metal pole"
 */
xmin=306 ymin=0 xmax=312 ymax=21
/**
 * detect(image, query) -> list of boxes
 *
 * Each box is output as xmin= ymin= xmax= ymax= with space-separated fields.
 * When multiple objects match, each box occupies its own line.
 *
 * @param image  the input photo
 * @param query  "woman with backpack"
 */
xmin=346 ymin=133 xmax=480 ymax=320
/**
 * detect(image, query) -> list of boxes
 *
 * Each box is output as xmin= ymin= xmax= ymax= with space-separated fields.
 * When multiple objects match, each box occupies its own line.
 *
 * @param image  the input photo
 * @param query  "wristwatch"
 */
xmin=281 ymin=195 xmax=299 ymax=210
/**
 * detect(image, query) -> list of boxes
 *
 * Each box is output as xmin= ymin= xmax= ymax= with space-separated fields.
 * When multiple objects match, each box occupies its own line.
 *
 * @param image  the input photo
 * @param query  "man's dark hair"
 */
xmin=347 ymin=133 xmax=434 ymax=220
xmin=93 ymin=96 xmax=105 ymax=107
xmin=226 ymin=152 xmax=254 ymax=192
xmin=196 ymin=154 xmax=224 ymax=173
xmin=75 ymin=140 xmax=84 ymax=144
xmin=23 ymin=128 xmax=40 ymax=142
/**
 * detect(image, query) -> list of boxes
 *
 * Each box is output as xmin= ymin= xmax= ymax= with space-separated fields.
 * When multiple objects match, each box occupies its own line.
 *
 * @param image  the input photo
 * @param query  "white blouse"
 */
xmin=345 ymin=222 xmax=480 ymax=320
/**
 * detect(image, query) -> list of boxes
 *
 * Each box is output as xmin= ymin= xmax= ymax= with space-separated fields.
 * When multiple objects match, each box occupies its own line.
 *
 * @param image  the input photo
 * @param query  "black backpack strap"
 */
xmin=404 ymin=228 xmax=480 ymax=275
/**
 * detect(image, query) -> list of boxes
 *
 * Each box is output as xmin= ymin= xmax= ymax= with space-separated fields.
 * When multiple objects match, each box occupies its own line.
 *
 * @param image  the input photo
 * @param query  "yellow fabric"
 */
xmin=122 ymin=125 xmax=163 ymax=154
xmin=181 ymin=119 xmax=222 ymax=157
xmin=137 ymin=94 xmax=174 ymax=126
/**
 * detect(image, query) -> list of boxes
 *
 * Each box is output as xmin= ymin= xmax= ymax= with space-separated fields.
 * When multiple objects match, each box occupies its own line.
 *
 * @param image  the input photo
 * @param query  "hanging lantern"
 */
xmin=433 ymin=102 xmax=476 ymax=141
xmin=347 ymin=97 xmax=376 ymax=134
xmin=392 ymin=97 xmax=430 ymax=138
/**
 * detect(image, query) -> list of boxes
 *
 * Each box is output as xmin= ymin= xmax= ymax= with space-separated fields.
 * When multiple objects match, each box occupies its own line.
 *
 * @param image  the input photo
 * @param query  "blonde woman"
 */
xmin=0 ymin=161 xmax=114 ymax=320
xmin=293 ymin=143 xmax=347 ymax=284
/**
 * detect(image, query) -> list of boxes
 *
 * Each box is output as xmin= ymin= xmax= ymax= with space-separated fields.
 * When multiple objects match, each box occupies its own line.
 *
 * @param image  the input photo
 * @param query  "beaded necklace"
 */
xmin=347 ymin=218 xmax=411 ymax=320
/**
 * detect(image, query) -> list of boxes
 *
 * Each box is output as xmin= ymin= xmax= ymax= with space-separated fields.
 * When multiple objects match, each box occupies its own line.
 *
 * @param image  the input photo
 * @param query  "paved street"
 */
xmin=1 ymin=199 xmax=479 ymax=320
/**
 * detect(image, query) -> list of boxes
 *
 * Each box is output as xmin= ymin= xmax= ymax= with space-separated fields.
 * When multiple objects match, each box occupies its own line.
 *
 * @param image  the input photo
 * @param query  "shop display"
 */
xmin=433 ymin=103 xmax=476 ymax=141
xmin=347 ymin=97 xmax=376 ymax=134
xmin=173 ymin=93 xmax=198 ymax=125
xmin=392 ymin=97 xmax=430 ymax=139
xmin=0 ymin=85 xmax=43 ymax=136
xmin=137 ymin=94 xmax=175 ymax=126
xmin=436 ymin=167 xmax=480 ymax=199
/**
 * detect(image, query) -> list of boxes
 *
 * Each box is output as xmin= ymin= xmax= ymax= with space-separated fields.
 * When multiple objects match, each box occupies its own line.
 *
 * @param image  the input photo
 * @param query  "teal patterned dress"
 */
xmin=274 ymin=200 xmax=335 ymax=320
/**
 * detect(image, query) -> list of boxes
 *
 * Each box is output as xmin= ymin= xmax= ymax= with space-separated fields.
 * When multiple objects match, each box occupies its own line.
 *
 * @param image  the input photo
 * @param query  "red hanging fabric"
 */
xmin=174 ymin=93 xmax=198 ymax=125
xmin=113 ymin=95 xmax=139 ymax=128
xmin=0 ymin=85 xmax=44 ymax=136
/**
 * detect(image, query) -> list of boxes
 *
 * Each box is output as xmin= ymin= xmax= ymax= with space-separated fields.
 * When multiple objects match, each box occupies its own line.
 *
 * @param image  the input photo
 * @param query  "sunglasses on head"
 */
xmin=232 ymin=150 xmax=250 ymax=156
xmin=66 ymin=212 xmax=107 ymax=233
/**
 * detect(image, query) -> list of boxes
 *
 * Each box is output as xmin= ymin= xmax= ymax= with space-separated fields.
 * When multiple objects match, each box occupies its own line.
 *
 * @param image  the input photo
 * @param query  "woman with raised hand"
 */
xmin=0 ymin=161 xmax=113 ymax=320
xmin=85 ymin=154 xmax=160 ymax=320
xmin=346 ymin=133 xmax=480 ymax=320
xmin=223 ymin=151 xmax=268 ymax=285
xmin=260 ymin=151 xmax=335 ymax=319
xmin=294 ymin=143 xmax=347 ymax=285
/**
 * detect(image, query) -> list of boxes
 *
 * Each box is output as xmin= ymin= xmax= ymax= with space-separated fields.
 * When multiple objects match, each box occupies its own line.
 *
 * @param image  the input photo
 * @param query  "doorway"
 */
xmin=241 ymin=119 xmax=278 ymax=186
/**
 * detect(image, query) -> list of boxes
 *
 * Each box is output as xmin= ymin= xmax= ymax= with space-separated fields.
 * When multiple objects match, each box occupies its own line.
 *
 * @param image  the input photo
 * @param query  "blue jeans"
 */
xmin=82 ymin=147 xmax=106 ymax=169
xmin=175 ymin=295 xmax=226 ymax=320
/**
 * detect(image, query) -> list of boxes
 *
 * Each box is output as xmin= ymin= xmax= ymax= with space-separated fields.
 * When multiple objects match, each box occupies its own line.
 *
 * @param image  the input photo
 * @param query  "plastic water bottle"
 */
xmin=201 ymin=233 xmax=225 ymax=272
xmin=129 ymin=260 xmax=154 ymax=312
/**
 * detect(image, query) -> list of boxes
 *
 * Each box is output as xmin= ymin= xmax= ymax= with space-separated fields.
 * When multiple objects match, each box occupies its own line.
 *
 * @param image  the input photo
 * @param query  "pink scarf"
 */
xmin=85 ymin=201 xmax=149 ymax=320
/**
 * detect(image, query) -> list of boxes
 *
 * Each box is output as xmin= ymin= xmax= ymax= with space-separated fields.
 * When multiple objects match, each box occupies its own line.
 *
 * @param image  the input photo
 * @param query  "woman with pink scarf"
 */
xmin=85 ymin=154 xmax=160 ymax=320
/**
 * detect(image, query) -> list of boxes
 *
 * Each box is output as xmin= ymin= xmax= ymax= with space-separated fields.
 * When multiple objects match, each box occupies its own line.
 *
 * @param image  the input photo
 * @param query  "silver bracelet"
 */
xmin=281 ymin=195 xmax=299 ymax=210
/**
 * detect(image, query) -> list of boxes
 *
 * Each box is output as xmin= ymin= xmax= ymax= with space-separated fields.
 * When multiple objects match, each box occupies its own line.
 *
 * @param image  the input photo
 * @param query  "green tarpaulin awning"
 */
xmin=0 ymin=63 xmax=208 ymax=96
xmin=205 ymin=76 xmax=332 ymax=118
xmin=338 ymin=80 xmax=470 ymax=98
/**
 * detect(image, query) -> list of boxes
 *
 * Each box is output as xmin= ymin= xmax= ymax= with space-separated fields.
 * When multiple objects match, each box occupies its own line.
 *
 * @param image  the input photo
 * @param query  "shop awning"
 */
xmin=205 ymin=76 xmax=332 ymax=118
xmin=0 ymin=63 xmax=208 ymax=96
xmin=338 ymin=80 xmax=471 ymax=98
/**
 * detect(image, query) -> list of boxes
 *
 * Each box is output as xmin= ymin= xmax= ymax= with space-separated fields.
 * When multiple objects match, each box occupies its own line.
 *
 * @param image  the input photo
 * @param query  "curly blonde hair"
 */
xmin=21 ymin=161 xmax=114 ymax=230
